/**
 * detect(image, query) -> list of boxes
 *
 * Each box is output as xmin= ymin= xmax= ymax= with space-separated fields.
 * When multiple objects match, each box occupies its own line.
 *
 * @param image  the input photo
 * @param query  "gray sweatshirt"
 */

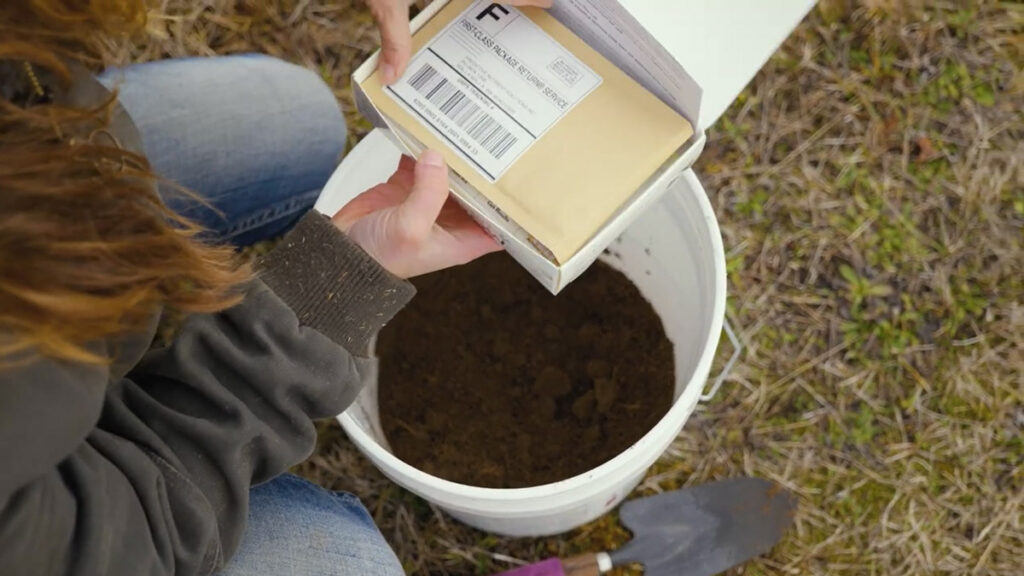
xmin=0 ymin=201 xmax=416 ymax=574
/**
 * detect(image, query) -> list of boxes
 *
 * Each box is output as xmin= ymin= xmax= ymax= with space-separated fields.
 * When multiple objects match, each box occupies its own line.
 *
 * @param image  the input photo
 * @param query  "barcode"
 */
xmin=408 ymin=64 xmax=518 ymax=160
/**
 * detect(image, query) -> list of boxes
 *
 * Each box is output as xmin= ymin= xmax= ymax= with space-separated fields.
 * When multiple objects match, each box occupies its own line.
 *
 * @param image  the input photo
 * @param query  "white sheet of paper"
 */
xmin=548 ymin=0 xmax=702 ymax=121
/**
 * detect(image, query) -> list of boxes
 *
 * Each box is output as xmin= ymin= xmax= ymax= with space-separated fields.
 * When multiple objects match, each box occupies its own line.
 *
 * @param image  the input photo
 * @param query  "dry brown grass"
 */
xmin=113 ymin=1 xmax=1022 ymax=574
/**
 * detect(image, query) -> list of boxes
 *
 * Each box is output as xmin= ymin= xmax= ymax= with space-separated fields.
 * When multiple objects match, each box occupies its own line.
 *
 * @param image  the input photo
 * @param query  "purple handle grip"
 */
xmin=492 ymin=557 xmax=565 ymax=576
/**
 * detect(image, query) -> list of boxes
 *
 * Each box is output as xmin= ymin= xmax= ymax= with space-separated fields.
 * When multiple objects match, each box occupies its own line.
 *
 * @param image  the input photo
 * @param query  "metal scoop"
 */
xmin=494 ymin=477 xmax=796 ymax=576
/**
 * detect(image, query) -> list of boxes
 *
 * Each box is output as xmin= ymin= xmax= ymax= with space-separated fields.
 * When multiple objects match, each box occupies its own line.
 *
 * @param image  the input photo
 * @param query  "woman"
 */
xmin=0 ymin=1 xmax=546 ymax=574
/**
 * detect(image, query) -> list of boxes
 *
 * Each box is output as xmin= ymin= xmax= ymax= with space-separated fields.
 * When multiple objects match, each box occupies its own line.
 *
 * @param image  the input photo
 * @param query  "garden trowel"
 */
xmin=493 ymin=477 xmax=795 ymax=576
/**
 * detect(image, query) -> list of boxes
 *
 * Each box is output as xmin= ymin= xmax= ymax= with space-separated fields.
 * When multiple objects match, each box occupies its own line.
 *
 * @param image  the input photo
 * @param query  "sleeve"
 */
xmin=0 ymin=212 xmax=415 ymax=576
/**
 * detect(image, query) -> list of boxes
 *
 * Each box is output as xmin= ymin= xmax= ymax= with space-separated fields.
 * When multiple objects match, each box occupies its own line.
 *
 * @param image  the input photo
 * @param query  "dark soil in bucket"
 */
xmin=377 ymin=254 xmax=675 ymax=488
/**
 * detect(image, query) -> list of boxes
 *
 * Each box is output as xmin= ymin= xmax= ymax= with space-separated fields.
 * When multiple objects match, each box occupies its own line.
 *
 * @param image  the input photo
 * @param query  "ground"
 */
xmin=118 ymin=1 xmax=1022 ymax=574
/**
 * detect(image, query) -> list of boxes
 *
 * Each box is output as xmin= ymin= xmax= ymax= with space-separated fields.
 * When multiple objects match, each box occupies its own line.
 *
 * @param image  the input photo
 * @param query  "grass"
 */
xmin=116 ymin=1 xmax=1022 ymax=574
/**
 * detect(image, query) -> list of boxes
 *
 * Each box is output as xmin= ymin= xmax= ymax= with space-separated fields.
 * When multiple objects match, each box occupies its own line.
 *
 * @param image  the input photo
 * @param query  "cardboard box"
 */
xmin=353 ymin=0 xmax=707 ymax=293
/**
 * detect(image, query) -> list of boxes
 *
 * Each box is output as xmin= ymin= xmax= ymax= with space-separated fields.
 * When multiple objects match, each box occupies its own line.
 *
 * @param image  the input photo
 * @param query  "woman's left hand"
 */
xmin=332 ymin=151 xmax=501 ymax=278
xmin=366 ymin=0 xmax=554 ymax=84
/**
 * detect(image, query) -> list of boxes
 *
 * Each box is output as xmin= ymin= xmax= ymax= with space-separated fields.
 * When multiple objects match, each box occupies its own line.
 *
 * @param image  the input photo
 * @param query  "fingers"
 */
xmin=386 ymin=155 xmax=417 ymax=190
xmin=436 ymin=200 xmax=502 ymax=257
xmin=333 ymin=155 xmax=415 ymax=228
xmin=332 ymin=188 xmax=375 ymax=230
xmin=397 ymin=149 xmax=449 ymax=239
xmin=452 ymin=224 xmax=504 ymax=263
xmin=466 ymin=226 xmax=504 ymax=256
xmin=368 ymin=0 xmax=412 ymax=83
xmin=332 ymin=184 xmax=393 ymax=230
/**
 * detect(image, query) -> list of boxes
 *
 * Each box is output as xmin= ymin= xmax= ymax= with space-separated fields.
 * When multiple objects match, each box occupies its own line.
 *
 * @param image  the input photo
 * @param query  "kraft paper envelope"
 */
xmin=361 ymin=0 xmax=693 ymax=263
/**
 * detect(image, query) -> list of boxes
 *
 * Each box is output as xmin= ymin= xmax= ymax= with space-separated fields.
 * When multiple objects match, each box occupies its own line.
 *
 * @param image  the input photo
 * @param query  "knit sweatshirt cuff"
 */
xmin=257 ymin=212 xmax=415 ymax=355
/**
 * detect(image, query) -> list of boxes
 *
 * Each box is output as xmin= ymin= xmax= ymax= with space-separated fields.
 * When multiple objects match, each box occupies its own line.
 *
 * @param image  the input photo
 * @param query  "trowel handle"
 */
xmin=562 ymin=554 xmax=602 ymax=576
xmin=492 ymin=554 xmax=603 ymax=576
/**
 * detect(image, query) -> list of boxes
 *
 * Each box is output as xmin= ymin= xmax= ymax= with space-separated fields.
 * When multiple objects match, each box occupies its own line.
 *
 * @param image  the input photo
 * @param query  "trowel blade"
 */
xmin=608 ymin=477 xmax=795 ymax=576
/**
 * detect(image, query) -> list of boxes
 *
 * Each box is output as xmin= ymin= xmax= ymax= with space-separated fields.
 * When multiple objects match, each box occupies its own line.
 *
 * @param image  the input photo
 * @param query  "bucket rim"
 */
xmin=338 ymin=168 xmax=727 ymax=508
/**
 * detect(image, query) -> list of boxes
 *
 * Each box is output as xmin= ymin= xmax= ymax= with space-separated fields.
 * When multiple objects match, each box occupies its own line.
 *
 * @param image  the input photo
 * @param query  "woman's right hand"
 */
xmin=331 ymin=150 xmax=502 ymax=278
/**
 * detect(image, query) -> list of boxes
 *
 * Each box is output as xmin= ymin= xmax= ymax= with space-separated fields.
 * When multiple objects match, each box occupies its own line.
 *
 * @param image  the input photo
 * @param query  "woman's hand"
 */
xmin=367 ymin=0 xmax=554 ymax=84
xmin=332 ymin=151 xmax=501 ymax=278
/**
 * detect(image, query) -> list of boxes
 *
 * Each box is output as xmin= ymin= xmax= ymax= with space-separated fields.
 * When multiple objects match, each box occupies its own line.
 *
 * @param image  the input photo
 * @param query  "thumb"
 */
xmin=397 ymin=150 xmax=449 ymax=237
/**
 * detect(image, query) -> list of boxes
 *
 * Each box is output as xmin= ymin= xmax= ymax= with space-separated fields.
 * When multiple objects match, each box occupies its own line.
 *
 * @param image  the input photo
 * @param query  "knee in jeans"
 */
xmin=234 ymin=53 xmax=347 ymax=146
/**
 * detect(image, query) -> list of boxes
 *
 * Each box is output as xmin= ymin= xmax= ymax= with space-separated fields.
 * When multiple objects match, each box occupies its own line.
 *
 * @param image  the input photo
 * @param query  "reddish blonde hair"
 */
xmin=1 ymin=0 xmax=251 ymax=365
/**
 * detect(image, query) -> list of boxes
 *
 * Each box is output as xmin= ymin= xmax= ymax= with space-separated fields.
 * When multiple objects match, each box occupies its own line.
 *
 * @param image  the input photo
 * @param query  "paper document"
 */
xmin=548 ymin=0 xmax=701 ymax=120
xmin=361 ymin=0 xmax=694 ymax=263
xmin=388 ymin=1 xmax=603 ymax=181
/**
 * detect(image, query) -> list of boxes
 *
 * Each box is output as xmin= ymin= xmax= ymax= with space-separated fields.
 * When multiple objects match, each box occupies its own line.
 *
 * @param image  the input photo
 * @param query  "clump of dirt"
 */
xmin=378 ymin=255 xmax=674 ymax=488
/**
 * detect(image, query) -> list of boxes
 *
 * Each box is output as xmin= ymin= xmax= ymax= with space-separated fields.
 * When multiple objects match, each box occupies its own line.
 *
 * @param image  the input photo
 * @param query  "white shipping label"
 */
xmin=388 ymin=0 xmax=602 ymax=181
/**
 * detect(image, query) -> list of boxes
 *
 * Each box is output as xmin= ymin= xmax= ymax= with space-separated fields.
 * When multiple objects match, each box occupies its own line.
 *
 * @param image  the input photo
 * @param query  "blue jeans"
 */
xmin=217 ymin=475 xmax=404 ymax=576
xmin=99 ymin=54 xmax=347 ymax=246
xmin=99 ymin=56 xmax=404 ymax=575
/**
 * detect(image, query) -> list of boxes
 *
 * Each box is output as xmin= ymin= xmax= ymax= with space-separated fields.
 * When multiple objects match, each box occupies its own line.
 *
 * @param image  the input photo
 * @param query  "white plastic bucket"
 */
xmin=316 ymin=130 xmax=727 ymax=537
